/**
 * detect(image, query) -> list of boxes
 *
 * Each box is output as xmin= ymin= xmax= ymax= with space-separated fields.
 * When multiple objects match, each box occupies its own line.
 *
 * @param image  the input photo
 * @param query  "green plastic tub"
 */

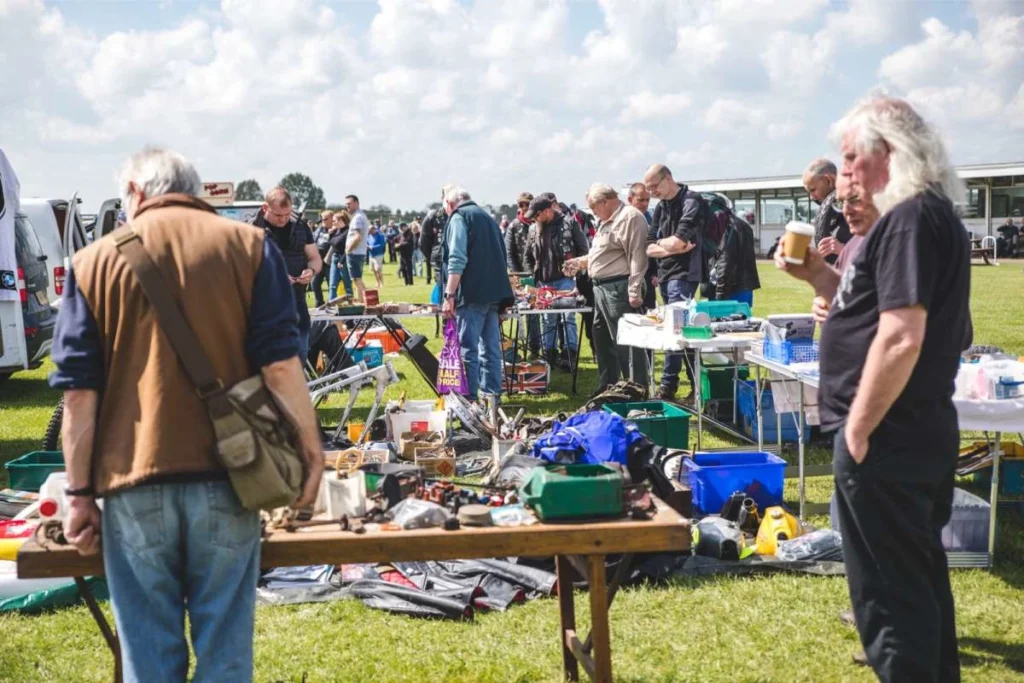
xmin=520 ymin=464 xmax=623 ymax=521
xmin=682 ymin=326 xmax=714 ymax=339
xmin=5 ymin=451 xmax=65 ymax=492
xmin=700 ymin=365 xmax=750 ymax=406
xmin=603 ymin=401 xmax=690 ymax=449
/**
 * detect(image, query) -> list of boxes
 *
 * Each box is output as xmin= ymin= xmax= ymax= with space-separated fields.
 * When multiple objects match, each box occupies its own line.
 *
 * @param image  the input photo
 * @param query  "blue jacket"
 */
xmin=367 ymin=231 xmax=387 ymax=257
xmin=441 ymin=201 xmax=514 ymax=308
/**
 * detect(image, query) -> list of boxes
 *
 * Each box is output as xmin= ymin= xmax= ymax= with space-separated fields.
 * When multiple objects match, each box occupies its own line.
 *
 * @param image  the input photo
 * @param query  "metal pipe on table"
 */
xmin=755 ymin=364 xmax=764 ymax=452
xmin=694 ymin=346 xmax=703 ymax=451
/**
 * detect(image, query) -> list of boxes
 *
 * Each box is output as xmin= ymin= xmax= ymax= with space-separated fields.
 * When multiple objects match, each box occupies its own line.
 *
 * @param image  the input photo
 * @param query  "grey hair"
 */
xmin=830 ymin=96 xmax=964 ymax=215
xmin=443 ymin=186 xmax=471 ymax=205
xmin=627 ymin=182 xmax=646 ymax=200
xmin=117 ymin=146 xmax=201 ymax=209
xmin=587 ymin=183 xmax=619 ymax=203
xmin=803 ymin=157 xmax=837 ymax=179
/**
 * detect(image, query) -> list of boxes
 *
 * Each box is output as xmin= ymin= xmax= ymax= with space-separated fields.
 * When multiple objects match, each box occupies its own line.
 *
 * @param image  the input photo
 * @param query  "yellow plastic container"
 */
xmin=347 ymin=423 xmax=366 ymax=443
xmin=755 ymin=506 xmax=800 ymax=555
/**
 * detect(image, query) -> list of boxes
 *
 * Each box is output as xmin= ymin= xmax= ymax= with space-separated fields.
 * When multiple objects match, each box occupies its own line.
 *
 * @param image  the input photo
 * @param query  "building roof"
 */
xmin=689 ymin=161 xmax=1024 ymax=193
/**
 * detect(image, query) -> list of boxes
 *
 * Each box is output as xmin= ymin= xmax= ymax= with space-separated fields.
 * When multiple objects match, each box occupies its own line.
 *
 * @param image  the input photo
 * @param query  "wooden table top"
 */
xmin=17 ymin=497 xmax=691 ymax=579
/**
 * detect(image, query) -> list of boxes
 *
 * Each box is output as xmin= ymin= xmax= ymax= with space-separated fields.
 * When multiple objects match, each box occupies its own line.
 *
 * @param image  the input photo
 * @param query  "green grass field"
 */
xmin=1 ymin=260 xmax=1023 ymax=682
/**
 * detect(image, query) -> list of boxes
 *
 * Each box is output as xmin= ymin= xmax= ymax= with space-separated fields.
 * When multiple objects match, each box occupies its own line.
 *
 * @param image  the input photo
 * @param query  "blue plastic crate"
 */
xmin=762 ymin=339 xmax=819 ymax=364
xmin=736 ymin=381 xmax=811 ymax=443
xmin=681 ymin=451 xmax=786 ymax=515
xmin=348 ymin=342 xmax=383 ymax=369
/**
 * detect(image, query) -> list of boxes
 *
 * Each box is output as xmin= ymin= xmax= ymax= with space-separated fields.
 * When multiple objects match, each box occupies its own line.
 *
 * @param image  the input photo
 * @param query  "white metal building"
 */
xmin=688 ymin=161 xmax=1024 ymax=254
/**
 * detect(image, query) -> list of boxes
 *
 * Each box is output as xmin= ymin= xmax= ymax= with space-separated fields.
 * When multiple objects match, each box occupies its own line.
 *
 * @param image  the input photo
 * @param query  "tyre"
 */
xmin=43 ymin=396 xmax=64 ymax=451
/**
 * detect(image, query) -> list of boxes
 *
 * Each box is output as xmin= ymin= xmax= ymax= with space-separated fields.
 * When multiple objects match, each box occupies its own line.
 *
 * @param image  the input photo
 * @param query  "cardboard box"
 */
xmin=388 ymin=410 xmax=448 ymax=441
xmin=399 ymin=431 xmax=445 ymax=460
xmin=414 ymin=447 xmax=457 ymax=478
xmin=504 ymin=360 xmax=550 ymax=394
xmin=663 ymin=303 xmax=690 ymax=334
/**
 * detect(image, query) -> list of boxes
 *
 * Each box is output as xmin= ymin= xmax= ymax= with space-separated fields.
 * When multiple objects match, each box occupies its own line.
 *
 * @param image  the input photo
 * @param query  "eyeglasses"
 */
xmin=644 ymin=175 xmax=665 ymax=193
xmin=518 ymin=202 xmax=530 ymax=209
xmin=832 ymin=195 xmax=862 ymax=211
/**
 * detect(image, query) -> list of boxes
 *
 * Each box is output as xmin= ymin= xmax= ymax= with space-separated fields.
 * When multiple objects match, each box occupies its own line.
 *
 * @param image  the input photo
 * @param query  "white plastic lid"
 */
xmin=785 ymin=221 xmax=815 ymax=236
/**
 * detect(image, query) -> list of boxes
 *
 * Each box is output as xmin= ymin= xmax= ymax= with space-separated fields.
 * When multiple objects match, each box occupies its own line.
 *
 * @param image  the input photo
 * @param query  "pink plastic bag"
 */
xmin=437 ymin=318 xmax=469 ymax=395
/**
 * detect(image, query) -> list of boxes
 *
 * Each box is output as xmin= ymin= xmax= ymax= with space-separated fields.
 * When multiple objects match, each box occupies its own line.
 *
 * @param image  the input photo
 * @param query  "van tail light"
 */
xmin=54 ymin=266 xmax=66 ymax=296
xmin=24 ymin=327 xmax=38 ymax=337
xmin=17 ymin=267 xmax=26 ymax=304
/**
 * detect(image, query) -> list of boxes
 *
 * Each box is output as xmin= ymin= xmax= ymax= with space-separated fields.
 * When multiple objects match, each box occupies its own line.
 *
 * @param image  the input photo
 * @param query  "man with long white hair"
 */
xmin=777 ymin=97 xmax=970 ymax=682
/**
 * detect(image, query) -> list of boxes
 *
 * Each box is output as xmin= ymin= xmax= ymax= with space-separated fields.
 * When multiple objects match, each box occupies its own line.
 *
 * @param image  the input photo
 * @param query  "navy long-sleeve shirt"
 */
xmin=50 ymin=238 xmax=301 ymax=391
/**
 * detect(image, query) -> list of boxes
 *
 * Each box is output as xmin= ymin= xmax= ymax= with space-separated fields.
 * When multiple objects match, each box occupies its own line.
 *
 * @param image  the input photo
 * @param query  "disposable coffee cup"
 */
xmin=782 ymin=221 xmax=815 ymax=265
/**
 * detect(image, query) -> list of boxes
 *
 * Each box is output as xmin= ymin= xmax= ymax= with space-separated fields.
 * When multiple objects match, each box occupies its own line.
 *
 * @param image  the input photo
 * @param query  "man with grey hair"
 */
xmin=778 ymin=97 xmax=970 ymax=681
xmin=627 ymin=182 xmax=657 ymax=310
xmin=49 ymin=147 xmax=323 ymax=681
xmin=564 ymin=183 xmax=648 ymax=392
xmin=440 ymin=186 xmax=514 ymax=403
xmin=803 ymin=157 xmax=852 ymax=265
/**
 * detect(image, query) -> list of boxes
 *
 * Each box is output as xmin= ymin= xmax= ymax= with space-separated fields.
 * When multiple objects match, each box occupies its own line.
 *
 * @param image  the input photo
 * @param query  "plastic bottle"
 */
xmin=755 ymin=506 xmax=800 ymax=556
xmin=38 ymin=473 xmax=68 ymax=521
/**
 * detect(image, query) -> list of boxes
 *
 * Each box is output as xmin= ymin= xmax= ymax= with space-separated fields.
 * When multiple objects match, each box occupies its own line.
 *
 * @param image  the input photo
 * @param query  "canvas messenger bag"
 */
xmin=113 ymin=226 xmax=304 ymax=510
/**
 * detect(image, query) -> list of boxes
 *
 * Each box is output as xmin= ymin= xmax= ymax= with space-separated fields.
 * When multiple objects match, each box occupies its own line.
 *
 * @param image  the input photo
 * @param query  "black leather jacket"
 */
xmin=714 ymin=215 xmax=760 ymax=299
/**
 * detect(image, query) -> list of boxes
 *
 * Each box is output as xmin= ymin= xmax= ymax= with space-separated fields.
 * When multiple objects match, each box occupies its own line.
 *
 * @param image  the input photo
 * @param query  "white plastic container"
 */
xmin=323 ymin=470 xmax=366 ymax=518
xmin=38 ymin=472 xmax=68 ymax=520
xmin=387 ymin=410 xmax=448 ymax=441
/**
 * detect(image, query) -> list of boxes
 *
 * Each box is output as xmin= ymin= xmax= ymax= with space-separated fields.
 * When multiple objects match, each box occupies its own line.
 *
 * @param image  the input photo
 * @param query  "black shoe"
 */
xmin=653 ymin=386 xmax=676 ymax=401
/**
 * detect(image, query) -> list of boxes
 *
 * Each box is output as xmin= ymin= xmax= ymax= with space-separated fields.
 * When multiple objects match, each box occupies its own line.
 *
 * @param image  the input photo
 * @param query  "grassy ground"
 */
xmin=1 ymin=260 xmax=1023 ymax=682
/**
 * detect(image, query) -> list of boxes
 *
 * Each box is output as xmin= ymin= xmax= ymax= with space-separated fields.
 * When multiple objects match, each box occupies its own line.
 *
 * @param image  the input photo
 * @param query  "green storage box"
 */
xmin=700 ymin=365 xmax=750 ymax=406
xmin=5 ymin=451 xmax=65 ymax=492
xmin=520 ymin=464 xmax=623 ymax=522
xmin=682 ymin=326 xmax=713 ymax=339
xmin=694 ymin=300 xmax=752 ymax=320
xmin=603 ymin=401 xmax=690 ymax=448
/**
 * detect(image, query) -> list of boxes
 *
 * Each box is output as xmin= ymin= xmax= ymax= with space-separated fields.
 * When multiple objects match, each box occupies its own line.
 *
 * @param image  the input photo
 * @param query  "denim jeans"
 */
xmin=413 ymin=249 xmax=425 ymax=276
xmin=456 ymin=301 xmax=503 ymax=401
xmin=295 ymin=287 xmax=311 ymax=366
xmin=102 ymin=480 xmax=261 ymax=683
xmin=660 ymin=278 xmax=699 ymax=392
xmin=329 ymin=252 xmax=353 ymax=299
xmin=539 ymin=277 xmax=578 ymax=353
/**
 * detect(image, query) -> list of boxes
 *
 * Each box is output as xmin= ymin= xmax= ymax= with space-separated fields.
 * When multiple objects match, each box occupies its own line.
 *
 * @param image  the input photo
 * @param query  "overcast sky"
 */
xmin=3 ymin=0 xmax=1023 ymax=212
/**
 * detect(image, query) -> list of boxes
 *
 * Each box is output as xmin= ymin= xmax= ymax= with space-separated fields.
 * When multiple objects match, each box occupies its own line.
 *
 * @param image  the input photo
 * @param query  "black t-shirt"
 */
xmin=819 ymin=191 xmax=972 ymax=434
xmin=267 ymin=220 xmax=314 ymax=279
xmin=652 ymin=185 xmax=706 ymax=283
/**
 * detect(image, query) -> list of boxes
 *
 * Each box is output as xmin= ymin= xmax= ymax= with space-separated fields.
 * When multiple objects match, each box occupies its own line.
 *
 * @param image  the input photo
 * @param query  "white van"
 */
xmin=19 ymin=196 xmax=90 ymax=307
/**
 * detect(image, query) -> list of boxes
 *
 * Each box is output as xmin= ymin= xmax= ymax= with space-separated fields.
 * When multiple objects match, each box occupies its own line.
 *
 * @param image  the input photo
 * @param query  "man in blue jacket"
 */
xmin=440 ymin=186 xmax=514 ymax=403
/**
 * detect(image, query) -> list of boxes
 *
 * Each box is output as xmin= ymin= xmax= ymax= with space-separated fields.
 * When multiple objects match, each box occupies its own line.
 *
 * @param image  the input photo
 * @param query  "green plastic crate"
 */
xmin=694 ymin=300 xmax=752 ymax=320
xmin=700 ymin=365 xmax=750 ymax=406
xmin=520 ymin=464 xmax=623 ymax=521
xmin=5 ymin=451 xmax=65 ymax=492
xmin=603 ymin=401 xmax=690 ymax=448
xmin=681 ymin=326 xmax=713 ymax=339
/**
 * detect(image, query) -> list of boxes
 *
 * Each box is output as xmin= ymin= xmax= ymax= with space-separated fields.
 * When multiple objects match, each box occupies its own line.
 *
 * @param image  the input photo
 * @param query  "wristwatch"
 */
xmin=444 ymin=292 xmax=456 ymax=300
xmin=64 ymin=484 xmax=96 ymax=497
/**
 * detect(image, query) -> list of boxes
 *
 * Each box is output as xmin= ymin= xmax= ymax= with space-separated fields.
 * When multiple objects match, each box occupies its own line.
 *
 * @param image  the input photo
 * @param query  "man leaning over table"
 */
xmin=50 ymin=147 xmax=324 ymax=683
xmin=564 ymin=183 xmax=648 ymax=393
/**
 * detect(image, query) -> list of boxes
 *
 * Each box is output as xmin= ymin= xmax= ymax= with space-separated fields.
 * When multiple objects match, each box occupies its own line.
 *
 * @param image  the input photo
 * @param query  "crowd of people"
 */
xmin=45 ymin=94 xmax=973 ymax=683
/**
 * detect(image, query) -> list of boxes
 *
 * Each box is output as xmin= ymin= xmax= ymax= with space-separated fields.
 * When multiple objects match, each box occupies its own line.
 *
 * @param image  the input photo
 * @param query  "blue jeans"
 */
xmin=413 ymin=249 xmax=425 ymax=276
xmin=660 ymin=279 xmax=699 ymax=392
xmin=347 ymin=253 xmax=365 ymax=281
xmin=102 ymin=480 xmax=261 ymax=683
xmin=329 ymin=253 xmax=353 ymax=299
xmin=732 ymin=290 xmax=754 ymax=307
xmin=456 ymin=302 xmax=503 ymax=401
xmin=540 ymin=277 xmax=578 ymax=353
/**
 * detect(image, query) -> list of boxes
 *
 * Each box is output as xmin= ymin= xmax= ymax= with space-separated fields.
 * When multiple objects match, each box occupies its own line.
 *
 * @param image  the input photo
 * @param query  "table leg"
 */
xmin=572 ymin=313 xmax=584 ymax=395
xmin=798 ymin=381 xmax=806 ymax=520
xmin=755 ymin=365 xmax=764 ymax=452
xmin=586 ymin=555 xmax=613 ymax=683
xmin=776 ymin=382 xmax=782 ymax=455
xmin=732 ymin=349 xmax=738 ymax=427
xmin=556 ymin=556 xmax=579 ymax=682
xmin=583 ymin=553 xmax=633 ymax=653
xmin=506 ymin=315 xmax=521 ymax=396
xmin=989 ymin=432 xmax=1001 ymax=565
xmin=75 ymin=577 xmax=122 ymax=683
xmin=695 ymin=350 xmax=703 ymax=451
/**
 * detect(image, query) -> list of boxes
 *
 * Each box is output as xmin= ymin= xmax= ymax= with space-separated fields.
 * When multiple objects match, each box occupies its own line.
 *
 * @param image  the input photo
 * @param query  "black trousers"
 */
xmin=311 ymin=250 xmax=329 ymax=306
xmin=388 ymin=240 xmax=397 ymax=262
xmin=399 ymin=254 xmax=414 ymax=285
xmin=833 ymin=423 xmax=961 ymax=683
xmin=575 ymin=273 xmax=595 ymax=355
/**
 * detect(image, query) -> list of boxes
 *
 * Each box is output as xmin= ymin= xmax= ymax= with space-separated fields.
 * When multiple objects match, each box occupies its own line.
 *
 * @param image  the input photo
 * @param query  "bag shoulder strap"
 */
xmin=112 ymin=226 xmax=233 ymax=418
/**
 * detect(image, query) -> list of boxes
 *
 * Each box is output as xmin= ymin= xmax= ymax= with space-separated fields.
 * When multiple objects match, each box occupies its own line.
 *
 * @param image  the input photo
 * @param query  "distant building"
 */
xmin=686 ymin=161 xmax=1024 ymax=254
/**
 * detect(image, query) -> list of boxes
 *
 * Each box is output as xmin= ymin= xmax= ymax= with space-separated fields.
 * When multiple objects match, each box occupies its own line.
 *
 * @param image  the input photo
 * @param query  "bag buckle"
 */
xmin=197 ymin=380 xmax=225 ymax=399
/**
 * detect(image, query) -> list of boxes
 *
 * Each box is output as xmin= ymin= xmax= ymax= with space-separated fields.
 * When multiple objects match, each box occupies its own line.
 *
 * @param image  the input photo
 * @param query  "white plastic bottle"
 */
xmin=38 ymin=472 xmax=68 ymax=520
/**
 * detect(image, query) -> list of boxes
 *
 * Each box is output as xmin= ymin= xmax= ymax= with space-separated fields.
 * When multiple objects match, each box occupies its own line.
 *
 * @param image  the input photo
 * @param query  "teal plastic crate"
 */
xmin=694 ymin=300 xmax=752 ymax=321
xmin=968 ymin=458 xmax=1024 ymax=496
xmin=5 ymin=451 xmax=65 ymax=492
xmin=602 ymin=401 xmax=690 ymax=448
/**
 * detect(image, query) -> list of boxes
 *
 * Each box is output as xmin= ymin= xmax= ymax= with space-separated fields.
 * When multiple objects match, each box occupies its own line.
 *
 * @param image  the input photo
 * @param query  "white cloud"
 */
xmin=1 ymin=0 xmax=1022 ymax=213
xmin=619 ymin=91 xmax=692 ymax=122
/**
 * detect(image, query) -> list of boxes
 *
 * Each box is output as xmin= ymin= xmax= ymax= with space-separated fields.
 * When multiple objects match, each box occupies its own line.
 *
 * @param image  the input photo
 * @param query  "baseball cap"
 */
xmin=517 ymin=192 xmax=534 ymax=207
xmin=525 ymin=196 xmax=553 ymax=219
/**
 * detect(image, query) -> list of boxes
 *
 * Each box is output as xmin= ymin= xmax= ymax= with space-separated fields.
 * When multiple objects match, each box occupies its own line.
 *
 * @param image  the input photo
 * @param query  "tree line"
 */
xmin=234 ymin=175 xmax=517 ymax=222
